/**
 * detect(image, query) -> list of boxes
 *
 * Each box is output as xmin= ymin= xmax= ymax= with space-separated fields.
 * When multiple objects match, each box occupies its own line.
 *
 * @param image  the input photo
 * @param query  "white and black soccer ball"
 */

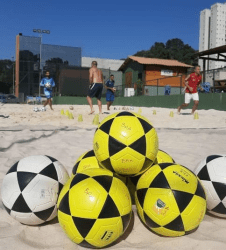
xmin=33 ymin=107 xmax=39 ymax=112
xmin=1 ymin=155 xmax=69 ymax=225
xmin=39 ymin=107 xmax=46 ymax=112
xmin=194 ymin=155 xmax=226 ymax=218
xmin=45 ymin=82 xmax=51 ymax=89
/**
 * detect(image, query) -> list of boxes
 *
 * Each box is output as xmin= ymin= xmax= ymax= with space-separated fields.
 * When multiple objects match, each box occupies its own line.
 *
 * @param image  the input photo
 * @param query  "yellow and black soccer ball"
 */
xmin=93 ymin=112 xmax=159 ymax=176
xmin=57 ymin=168 xmax=132 ymax=248
xmin=154 ymin=149 xmax=175 ymax=165
xmin=135 ymin=163 xmax=206 ymax=237
xmin=71 ymin=150 xmax=100 ymax=178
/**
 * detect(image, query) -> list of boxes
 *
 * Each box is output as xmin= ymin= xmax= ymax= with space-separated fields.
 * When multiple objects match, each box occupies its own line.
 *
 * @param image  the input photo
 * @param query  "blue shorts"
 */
xmin=88 ymin=83 xmax=103 ymax=100
xmin=106 ymin=92 xmax=115 ymax=102
xmin=44 ymin=89 xmax=53 ymax=99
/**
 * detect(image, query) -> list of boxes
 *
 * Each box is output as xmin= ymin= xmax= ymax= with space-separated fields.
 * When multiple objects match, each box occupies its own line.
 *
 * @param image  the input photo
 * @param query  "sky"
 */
xmin=0 ymin=0 xmax=219 ymax=60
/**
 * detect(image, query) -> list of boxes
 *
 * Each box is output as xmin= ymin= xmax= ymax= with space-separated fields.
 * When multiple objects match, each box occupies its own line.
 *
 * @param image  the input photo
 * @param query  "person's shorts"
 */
xmin=44 ymin=89 xmax=53 ymax=99
xmin=88 ymin=83 xmax=103 ymax=100
xmin=106 ymin=92 xmax=115 ymax=102
xmin=185 ymin=93 xmax=199 ymax=104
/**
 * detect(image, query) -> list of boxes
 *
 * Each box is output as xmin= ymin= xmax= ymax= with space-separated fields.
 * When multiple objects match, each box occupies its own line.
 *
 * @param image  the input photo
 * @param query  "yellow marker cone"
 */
xmin=93 ymin=114 xmax=99 ymax=125
xmin=153 ymin=110 xmax=156 ymax=115
xmin=78 ymin=114 xmax=83 ymax=122
xmin=170 ymin=111 xmax=174 ymax=117
xmin=138 ymin=108 xmax=142 ymax=114
xmin=68 ymin=112 xmax=74 ymax=119
xmin=60 ymin=109 xmax=64 ymax=115
xmin=194 ymin=112 xmax=199 ymax=120
xmin=65 ymin=110 xmax=69 ymax=117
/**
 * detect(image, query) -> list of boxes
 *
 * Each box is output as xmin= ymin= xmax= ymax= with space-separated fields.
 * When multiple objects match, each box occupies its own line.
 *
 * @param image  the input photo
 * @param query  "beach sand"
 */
xmin=1 ymin=104 xmax=226 ymax=250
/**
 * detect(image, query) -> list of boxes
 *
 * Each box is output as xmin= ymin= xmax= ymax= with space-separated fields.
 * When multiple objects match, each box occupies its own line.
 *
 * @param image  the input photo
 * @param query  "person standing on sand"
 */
xmin=177 ymin=65 xmax=203 ymax=115
xmin=87 ymin=61 xmax=104 ymax=114
xmin=105 ymin=74 xmax=116 ymax=111
xmin=40 ymin=70 xmax=55 ymax=111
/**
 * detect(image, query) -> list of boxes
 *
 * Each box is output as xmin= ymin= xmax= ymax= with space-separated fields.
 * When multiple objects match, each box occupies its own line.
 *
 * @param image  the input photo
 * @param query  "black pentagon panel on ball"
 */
xmin=72 ymin=217 xmax=96 ymax=238
xmin=108 ymin=136 xmax=127 ymax=157
xmin=6 ymin=161 xmax=19 ymax=175
xmin=92 ymin=175 xmax=113 ymax=193
xmin=138 ymin=118 xmax=153 ymax=134
xmin=58 ymin=182 xmax=64 ymax=195
xmin=136 ymin=188 xmax=148 ymax=208
xmin=206 ymin=155 xmax=222 ymax=164
xmin=149 ymin=171 xmax=170 ymax=189
xmin=58 ymin=191 xmax=70 ymax=215
xmin=139 ymin=158 xmax=153 ymax=173
xmin=195 ymin=181 xmax=206 ymax=200
xmin=211 ymin=202 xmax=226 ymax=215
xmin=172 ymin=190 xmax=194 ymax=213
xmin=164 ymin=215 xmax=185 ymax=232
xmin=116 ymin=111 xmax=135 ymax=117
xmin=212 ymin=182 xmax=226 ymax=201
xmin=158 ymin=162 xmax=174 ymax=170
xmin=45 ymin=155 xmax=58 ymax=162
xmin=34 ymin=205 xmax=55 ymax=221
xmin=72 ymin=161 xmax=80 ymax=175
xmin=39 ymin=163 xmax=58 ymax=181
xmin=70 ymin=173 xmax=90 ymax=188
xmin=144 ymin=211 xmax=160 ymax=228
xmin=121 ymin=212 xmax=131 ymax=232
xmin=11 ymin=193 xmax=32 ymax=213
xmin=83 ymin=150 xmax=95 ymax=159
xmin=101 ymin=158 xmax=115 ymax=173
xmin=98 ymin=195 xmax=120 ymax=219
xmin=3 ymin=203 xmax=11 ymax=215
xmin=129 ymin=175 xmax=141 ymax=186
xmin=197 ymin=165 xmax=211 ymax=181
xmin=129 ymin=135 xmax=146 ymax=156
xmin=99 ymin=118 xmax=114 ymax=135
xmin=17 ymin=172 xmax=37 ymax=192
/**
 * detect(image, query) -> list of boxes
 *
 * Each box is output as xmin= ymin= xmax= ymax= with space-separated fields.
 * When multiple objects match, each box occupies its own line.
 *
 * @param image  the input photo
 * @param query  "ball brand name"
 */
xmin=173 ymin=171 xmax=189 ymax=184
xmin=121 ymin=159 xmax=133 ymax=163
xmin=101 ymin=231 xmax=113 ymax=241
xmin=84 ymin=188 xmax=94 ymax=200
xmin=121 ymin=123 xmax=131 ymax=130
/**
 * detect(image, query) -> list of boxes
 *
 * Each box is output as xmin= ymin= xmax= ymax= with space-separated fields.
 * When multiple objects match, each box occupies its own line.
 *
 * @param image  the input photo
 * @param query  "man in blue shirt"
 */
xmin=105 ymin=75 xmax=116 ymax=110
xmin=40 ymin=71 xmax=55 ymax=110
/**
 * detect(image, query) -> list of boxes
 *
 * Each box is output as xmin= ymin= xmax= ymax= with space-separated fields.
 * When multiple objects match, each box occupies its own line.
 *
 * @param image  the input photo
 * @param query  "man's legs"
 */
xmin=191 ymin=101 xmax=199 ymax=114
xmin=49 ymin=99 xmax=53 ymax=110
xmin=97 ymin=99 xmax=102 ymax=114
xmin=107 ymin=101 xmax=113 ymax=110
xmin=177 ymin=103 xmax=189 ymax=114
xmin=43 ymin=99 xmax=49 ymax=107
xmin=87 ymin=96 xmax=94 ymax=114
xmin=177 ymin=93 xmax=190 ymax=114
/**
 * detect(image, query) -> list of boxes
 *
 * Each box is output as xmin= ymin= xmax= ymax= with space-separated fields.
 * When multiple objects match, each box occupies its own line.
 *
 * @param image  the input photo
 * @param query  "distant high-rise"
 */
xmin=199 ymin=3 xmax=226 ymax=70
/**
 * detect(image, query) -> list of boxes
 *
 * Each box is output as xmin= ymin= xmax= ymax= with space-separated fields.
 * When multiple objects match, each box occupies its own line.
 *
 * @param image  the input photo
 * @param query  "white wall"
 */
xmin=82 ymin=57 xmax=124 ymax=71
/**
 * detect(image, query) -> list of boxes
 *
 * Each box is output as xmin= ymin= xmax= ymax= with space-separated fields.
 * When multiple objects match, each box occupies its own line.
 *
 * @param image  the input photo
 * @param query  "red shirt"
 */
xmin=185 ymin=73 xmax=202 ymax=94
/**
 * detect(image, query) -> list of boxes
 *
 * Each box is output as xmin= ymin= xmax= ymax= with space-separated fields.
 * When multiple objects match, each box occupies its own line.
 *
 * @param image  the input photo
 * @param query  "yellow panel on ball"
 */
xmin=93 ymin=111 xmax=159 ymax=176
xmin=71 ymin=150 xmax=100 ymax=178
xmin=154 ymin=149 xmax=175 ymax=165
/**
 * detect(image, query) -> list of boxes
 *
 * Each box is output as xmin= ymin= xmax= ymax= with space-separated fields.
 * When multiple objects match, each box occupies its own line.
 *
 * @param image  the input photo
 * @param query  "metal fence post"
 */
xmin=180 ymin=75 xmax=182 ymax=95
xmin=157 ymin=79 xmax=159 ymax=96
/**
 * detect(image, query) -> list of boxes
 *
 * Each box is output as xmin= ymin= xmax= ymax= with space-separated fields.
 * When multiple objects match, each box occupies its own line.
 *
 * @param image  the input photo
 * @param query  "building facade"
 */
xmin=199 ymin=3 xmax=226 ymax=70
xmin=15 ymin=33 xmax=81 ymax=98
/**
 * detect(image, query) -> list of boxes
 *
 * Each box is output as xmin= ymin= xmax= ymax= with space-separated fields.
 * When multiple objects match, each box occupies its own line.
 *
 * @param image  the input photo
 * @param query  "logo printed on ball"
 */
xmin=152 ymin=199 xmax=169 ymax=215
xmin=101 ymin=231 xmax=114 ymax=241
xmin=121 ymin=123 xmax=131 ymax=131
xmin=173 ymin=171 xmax=189 ymax=184
xmin=84 ymin=188 xmax=95 ymax=201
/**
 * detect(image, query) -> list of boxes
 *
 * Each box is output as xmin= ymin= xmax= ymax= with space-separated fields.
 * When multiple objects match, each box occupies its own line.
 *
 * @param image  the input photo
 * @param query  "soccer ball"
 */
xmin=40 ymin=107 xmax=46 ymax=112
xmin=45 ymin=82 xmax=51 ymax=89
xmin=1 ymin=155 xmax=69 ymax=225
xmin=57 ymin=168 xmax=132 ymax=248
xmin=154 ymin=149 xmax=175 ymax=165
xmin=93 ymin=112 xmax=159 ymax=176
xmin=135 ymin=163 xmax=206 ymax=237
xmin=71 ymin=150 xmax=100 ymax=178
xmin=33 ymin=107 xmax=39 ymax=112
xmin=194 ymin=155 xmax=226 ymax=217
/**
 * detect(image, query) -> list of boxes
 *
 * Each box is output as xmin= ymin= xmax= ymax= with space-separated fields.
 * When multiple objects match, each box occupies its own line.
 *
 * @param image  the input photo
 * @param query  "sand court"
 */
xmin=1 ymin=104 xmax=226 ymax=249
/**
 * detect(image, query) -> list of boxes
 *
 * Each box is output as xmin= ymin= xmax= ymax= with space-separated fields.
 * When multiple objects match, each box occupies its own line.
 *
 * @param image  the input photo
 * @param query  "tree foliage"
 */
xmin=134 ymin=38 xmax=198 ymax=65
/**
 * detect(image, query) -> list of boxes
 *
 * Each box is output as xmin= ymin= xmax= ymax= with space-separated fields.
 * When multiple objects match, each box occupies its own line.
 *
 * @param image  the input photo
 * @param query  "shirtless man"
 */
xmin=87 ymin=61 xmax=104 ymax=114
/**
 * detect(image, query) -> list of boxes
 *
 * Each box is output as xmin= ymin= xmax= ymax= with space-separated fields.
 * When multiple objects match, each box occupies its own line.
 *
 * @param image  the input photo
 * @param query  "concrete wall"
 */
xmin=82 ymin=57 xmax=124 ymax=71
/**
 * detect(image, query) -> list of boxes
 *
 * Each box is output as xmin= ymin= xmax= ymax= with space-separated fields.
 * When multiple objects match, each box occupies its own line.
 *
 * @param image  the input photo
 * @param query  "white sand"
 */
xmin=1 ymin=104 xmax=226 ymax=250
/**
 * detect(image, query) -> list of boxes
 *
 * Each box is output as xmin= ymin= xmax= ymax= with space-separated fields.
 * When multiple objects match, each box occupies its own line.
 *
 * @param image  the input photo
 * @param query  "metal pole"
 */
xmin=12 ymin=57 xmax=15 ymax=95
xmin=180 ymin=75 xmax=182 ymax=95
xmin=39 ymin=34 xmax=42 ymax=97
xmin=157 ymin=79 xmax=159 ymax=96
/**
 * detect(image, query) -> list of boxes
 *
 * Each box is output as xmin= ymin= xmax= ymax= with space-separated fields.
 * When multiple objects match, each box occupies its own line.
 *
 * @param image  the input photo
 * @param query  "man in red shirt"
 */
xmin=177 ymin=65 xmax=203 ymax=115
